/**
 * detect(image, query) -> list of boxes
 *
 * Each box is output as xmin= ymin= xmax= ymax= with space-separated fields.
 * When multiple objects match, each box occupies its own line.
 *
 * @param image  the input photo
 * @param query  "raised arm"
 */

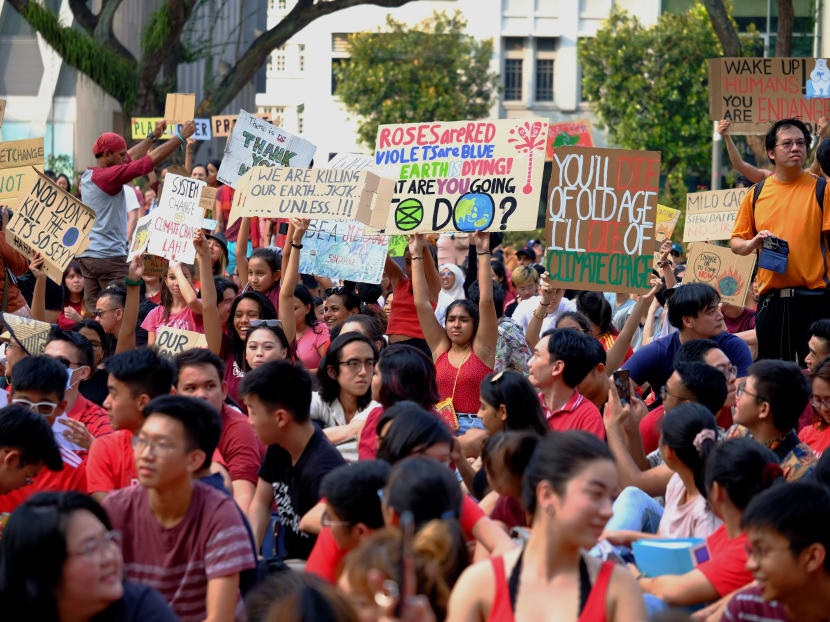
xmin=28 ymin=253 xmax=47 ymax=322
xmin=146 ymin=120 xmax=196 ymax=167
xmin=472 ymin=233 xmax=497 ymax=369
xmin=422 ymin=239 xmax=441 ymax=303
xmin=184 ymin=138 xmax=195 ymax=175
xmin=279 ymin=218 xmax=310 ymax=346
xmin=605 ymin=281 xmax=659 ymax=373
xmin=384 ymin=253 xmax=405 ymax=289
xmin=235 ymin=217 xmax=251 ymax=286
xmin=525 ymin=275 xmax=554 ymax=350
xmin=194 ymin=231 xmax=222 ymax=355
xmin=115 ymin=256 xmax=143 ymax=354
xmin=717 ymin=120 xmax=770 ymax=183
xmin=409 ymin=234 xmax=449 ymax=360
xmin=127 ymin=120 xmax=166 ymax=162
xmin=171 ymin=261 xmax=203 ymax=316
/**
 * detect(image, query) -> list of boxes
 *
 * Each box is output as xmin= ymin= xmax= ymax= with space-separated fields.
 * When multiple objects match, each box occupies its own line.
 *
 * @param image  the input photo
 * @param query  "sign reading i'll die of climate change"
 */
xmin=709 ymin=57 xmax=830 ymax=134
xmin=216 ymin=110 xmax=316 ymax=189
xmin=545 ymin=147 xmax=660 ymax=294
xmin=374 ymin=118 xmax=548 ymax=233
xmin=146 ymin=173 xmax=206 ymax=264
xmin=6 ymin=169 xmax=95 ymax=284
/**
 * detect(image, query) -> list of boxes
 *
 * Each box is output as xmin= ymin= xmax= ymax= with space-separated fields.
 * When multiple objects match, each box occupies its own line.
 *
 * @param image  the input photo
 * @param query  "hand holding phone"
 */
xmin=613 ymin=370 xmax=630 ymax=405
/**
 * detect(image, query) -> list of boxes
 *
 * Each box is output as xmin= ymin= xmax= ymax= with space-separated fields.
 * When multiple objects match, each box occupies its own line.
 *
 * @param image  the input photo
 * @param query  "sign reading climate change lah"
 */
xmin=374 ymin=119 xmax=548 ymax=233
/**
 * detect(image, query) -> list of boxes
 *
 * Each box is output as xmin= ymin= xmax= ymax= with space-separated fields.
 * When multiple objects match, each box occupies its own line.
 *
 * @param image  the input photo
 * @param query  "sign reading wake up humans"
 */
xmin=375 ymin=118 xmax=548 ymax=233
xmin=545 ymin=147 xmax=660 ymax=294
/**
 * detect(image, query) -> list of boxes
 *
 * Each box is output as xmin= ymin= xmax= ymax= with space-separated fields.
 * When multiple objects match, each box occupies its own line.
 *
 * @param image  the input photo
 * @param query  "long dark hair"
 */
xmin=660 ymin=403 xmax=718 ymax=497
xmin=703 ymin=438 xmax=783 ymax=509
xmin=479 ymin=370 xmax=547 ymax=436
xmin=228 ymin=291 xmax=277 ymax=367
xmin=576 ymin=291 xmax=613 ymax=336
xmin=377 ymin=401 xmax=452 ymax=464
xmin=330 ymin=314 xmax=385 ymax=351
xmin=294 ymin=283 xmax=324 ymax=334
xmin=445 ymin=299 xmax=479 ymax=342
xmin=62 ymin=260 xmax=83 ymax=307
xmin=318 ymin=333 xmax=377 ymax=409
xmin=0 ymin=491 xmax=114 ymax=619
xmin=375 ymin=344 xmax=440 ymax=410
xmin=160 ymin=262 xmax=195 ymax=322
xmin=243 ymin=324 xmax=291 ymax=372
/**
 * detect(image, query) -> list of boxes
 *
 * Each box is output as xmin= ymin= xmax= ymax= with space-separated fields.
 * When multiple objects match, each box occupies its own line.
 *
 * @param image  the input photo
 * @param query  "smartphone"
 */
xmin=278 ymin=221 xmax=289 ymax=236
xmin=613 ymin=370 xmax=630 ymax=405
xmin=396 ymin=511 xmax=415 ymax=617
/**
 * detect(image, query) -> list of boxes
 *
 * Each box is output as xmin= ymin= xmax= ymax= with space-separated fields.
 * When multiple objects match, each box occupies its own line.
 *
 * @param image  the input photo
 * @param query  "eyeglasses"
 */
xmin=249 ymin=319 xmax=281 ymax=329
xmin=68 ymin=530 xmax=122 ymax=558
xmin=51 ymin=355 xmax=83 ymax=369
xmin=320 ymin=509 xmax=352 ymax=528
xmin=439 ymin=271 xmax=453 ymax=277
xmin=12 ymin=398 xmax=59 ymax=416
xmin=744 ymin=541 xmax=793 ymax=561
xmin=132 ymin=435 xmax=179 ymax=456
xmin=775 ymin=139 xmax=807 ymax=149
xmin=714 ymin=363 xmax=738 ymax=380
xmin=339 ymin=357 xmax=376 ymax=372
xmin=736 ymin=383 xmax=767 ymax=402
xmin=811 ymin=396 xmax=830 ymax=411
xmin=659 ymin=386 xmax=690 ymax=403
xmin=92 ymin=308 xmax=118 ymax=318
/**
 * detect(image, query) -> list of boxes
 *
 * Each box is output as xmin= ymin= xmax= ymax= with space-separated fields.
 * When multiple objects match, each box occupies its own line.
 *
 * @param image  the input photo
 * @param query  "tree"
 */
xmin=7 ymin=0 xmax=418 ymax=121
xmin=334 ymin=11 xmax=499 ymax=149
xmin=579 ymin=5 xmax=723 ymax=209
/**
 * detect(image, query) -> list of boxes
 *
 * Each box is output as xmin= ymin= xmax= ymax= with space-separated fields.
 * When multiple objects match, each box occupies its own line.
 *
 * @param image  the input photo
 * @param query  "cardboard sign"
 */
xmin=217 ymin=110 xmax=316 ymax=189
xmin=683 ymin=187 xmax=749 ymax=242
xmin=199 ymin=185 xmax=217 ymax=216
xmin=709 ymin=57 xmax=830 ymax=134
xmin=130 ymin=118 xmax=212 ymax=141
xmin=230 ymin=166 xmax=393 ymax=229
xmin=0 ymin=99 xmax=5 ymax=127
xmin=6 ymin=170 xmax=95 ymax=284
xmin=146 ymin=173 xmax=206 ymax=263
xmin=655 ymin=205 xmax=681 ymax=243
xmin=164 ymin=93 xmax=196 ymax=124
xmin=544 ymin=146 xmax=661 ymax=294
xmin=155 ymin=326 xmax=208 ymax=359
xmin=388 ymin=235 xmax=407 ymax=257
xmin=0 ymin=165 xmax=42 ymax=201
xmin=375 ymin=118 xmax=548 ymax=233
xmin=210 ymin=113 xmax=272 ymax=138
xmin=1 ymin=313 xmax=51 ymax=355
xmin=128 ymin=213 xmax=152 ymax=261
xmin=682 ymin=242 xmax=756 ymax=306
xmin=545 ymin=120 xmax=594 ymax=160
xmin=300 ymin=220 xmax=389 ymax=284
xmin=143 ymin=254 xmax=169 ymax=277
xmin=0 ymin=138 xmax=44 ymax=170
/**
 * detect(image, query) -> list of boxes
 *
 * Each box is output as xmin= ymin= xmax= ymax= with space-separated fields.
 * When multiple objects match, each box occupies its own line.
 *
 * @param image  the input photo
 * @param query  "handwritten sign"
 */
xmin=709 ymin=57 xmax=830 ymax=134
xmin=683 ymin=187 xmax=749 ymax=242
xmin=0 ymin=99 xmax=5 ymax=127
xmin=1 ymin=313 xmax=51 ymax=355
xmin=300 ymin=220 xmax=389 ymax=284
xmin=0 ymin=138 xmax=44 ymax=170
xmin=216 ymin=110 xmax=315 ymax=188
xmin=146 ymin=173 xmax=206 ymax=264
xmin=130 ymin=118 xmax=212 ymax=141
xmin=545 ymin=120 xmax=594 ymax=160
xmin=164 ymin=93 xmax=196 ymax=124
xmin=210 ymin=113 xmax=272 ymax=138
xmin=155 ymin=326 xmax=208 ymax=359
xmin=655 ymin=205 xmax=681 ymax=243
xmin=544 ymin=147 xmax=660 ymax=294
xmin=682 ymin=242 xmax=756 ymax=306
xmin=0 ymin=165 xmax=42 ymax=201
xmin=6 ymin=170 xmax=95 ymax=284
xmin=144 ymin=254 xmax=168 ymax=277
xmin=375 ymin=118 xmax=548 ymax=233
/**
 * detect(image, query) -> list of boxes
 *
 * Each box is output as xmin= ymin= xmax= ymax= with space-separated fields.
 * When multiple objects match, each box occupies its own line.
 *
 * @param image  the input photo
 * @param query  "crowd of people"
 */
xmin=0 ymin=114 xmax=828 ymax=622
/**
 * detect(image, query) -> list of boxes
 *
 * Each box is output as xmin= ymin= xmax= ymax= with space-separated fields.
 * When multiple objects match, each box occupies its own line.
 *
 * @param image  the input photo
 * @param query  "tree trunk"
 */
xmin=702 ymin=0 xmax=741 ymax=56
xmin=775 ymin=0 xmax=794 ymax=57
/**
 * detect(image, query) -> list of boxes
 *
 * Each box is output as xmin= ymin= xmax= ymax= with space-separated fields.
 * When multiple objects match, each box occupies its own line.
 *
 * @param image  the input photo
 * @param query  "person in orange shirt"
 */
xmin=731 ymin=118 xmax=830 ymax=364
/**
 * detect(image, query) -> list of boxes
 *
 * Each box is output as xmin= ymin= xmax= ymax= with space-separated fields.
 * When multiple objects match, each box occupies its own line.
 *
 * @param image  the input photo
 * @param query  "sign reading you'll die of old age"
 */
xmin=545 ymin=147 xmax=661 ymax=294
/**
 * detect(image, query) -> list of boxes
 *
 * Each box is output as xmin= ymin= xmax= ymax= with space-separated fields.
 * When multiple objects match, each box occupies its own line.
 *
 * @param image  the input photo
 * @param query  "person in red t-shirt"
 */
xmin=173 ymin=348 xmax=265 ymax=513
xmin=528 ymin=328 xmax=605 ymax=439
xmin=799 ymin=357 xmax=830 ymax=456
xmin=86 ymin=349 xmax=174 ymax=502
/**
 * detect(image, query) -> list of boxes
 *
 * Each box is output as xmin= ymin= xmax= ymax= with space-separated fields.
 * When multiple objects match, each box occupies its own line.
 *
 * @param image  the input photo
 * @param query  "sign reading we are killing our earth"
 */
xmin=374 ymin=118 xmax=548 ymax=234
xmin=545 ymin=146 xmax=661 ymax=294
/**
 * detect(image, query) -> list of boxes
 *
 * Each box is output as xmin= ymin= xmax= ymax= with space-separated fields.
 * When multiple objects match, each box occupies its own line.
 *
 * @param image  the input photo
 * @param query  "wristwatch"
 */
xmin=146 ymin=132 xmax=158 ymax=144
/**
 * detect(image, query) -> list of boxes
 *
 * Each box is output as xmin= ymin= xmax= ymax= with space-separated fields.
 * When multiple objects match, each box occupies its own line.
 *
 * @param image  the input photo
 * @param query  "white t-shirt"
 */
xmin=512 ymin=295 xmax=577 ymax=336
xmin=310 ymin=393 xmax=380 ymax=462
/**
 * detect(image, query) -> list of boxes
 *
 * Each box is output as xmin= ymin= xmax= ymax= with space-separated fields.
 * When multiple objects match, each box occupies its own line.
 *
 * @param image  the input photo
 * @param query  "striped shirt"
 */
xmin=103 ymin=481 xmax=256 ymax=621
xmin=723 ymin=585 xmax=791 ymax=621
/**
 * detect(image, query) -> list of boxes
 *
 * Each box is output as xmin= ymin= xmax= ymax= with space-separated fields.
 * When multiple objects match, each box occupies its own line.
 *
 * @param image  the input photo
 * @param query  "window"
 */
xmin=279 ymin=0 xmax=286 ymax=8
xmin=535 ymin=38 xmax=556 ymax=102
xmin=331 ymin=34 xmax=352 ymax=95
xmin=298 ymin=44 xmax=305 ymax=72
xmin=257 ymin=106 xmax=284 ymax=127
xmin=268 ymin=47 xmax=285 ymax=72
xmin=503 ymin=37 xmax=525 ymax=102
xmin=298 ymin=107 xmax=304 ymax=134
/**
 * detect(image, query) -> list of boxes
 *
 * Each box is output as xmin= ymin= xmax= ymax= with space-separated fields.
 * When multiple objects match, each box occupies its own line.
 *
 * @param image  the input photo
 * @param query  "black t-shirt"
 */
xmin=91 ymin=582 xmax=177 ymax=621
xmin=258 ymin=425 xmax=346 ymax=560
xmin=16 ymin=272 xmax=63 ymax=310
xmin=80 ymin=367 xmax=109 ymax=406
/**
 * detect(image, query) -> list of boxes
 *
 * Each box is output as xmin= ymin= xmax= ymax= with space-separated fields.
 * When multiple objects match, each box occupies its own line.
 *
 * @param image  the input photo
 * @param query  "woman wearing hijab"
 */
xmin=436 ymin=263 xmax=466 ymax=326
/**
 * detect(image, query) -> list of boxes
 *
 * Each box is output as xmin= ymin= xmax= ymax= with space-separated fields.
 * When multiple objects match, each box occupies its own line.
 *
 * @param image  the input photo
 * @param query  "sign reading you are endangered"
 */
xmin=684 ymin=187 xmax=749 ymax=242
xmin=374 ymin=118 xmax=548 ymax=233
xmin=217 ymin=110 xmax=316 ymax=189
xmin=6 ymin=169 xmax=95 ymax=284
xmin=545 ymin=147 xmax=660 ymax=294
xmin=709 ymin=57 xmax=830 ymax=134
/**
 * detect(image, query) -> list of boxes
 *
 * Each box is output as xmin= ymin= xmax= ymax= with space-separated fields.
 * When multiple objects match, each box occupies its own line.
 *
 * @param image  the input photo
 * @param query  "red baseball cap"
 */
xmin=93 ymin=132 xmax=127 ymax=157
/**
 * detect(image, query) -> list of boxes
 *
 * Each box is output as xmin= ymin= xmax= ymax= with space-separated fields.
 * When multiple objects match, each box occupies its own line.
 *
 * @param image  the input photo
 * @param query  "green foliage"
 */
xmin=579 ymin=3 xmax=722 ymax=209
xmin=335 ymin=11 xmax=499 ymax=149
xmin=45 ymin=154 xmax=75 ymax=181
xmin=21 ymin=2 xmax=137 ymax=110
xmin=141 ymin=3 xmax=172 ymax=58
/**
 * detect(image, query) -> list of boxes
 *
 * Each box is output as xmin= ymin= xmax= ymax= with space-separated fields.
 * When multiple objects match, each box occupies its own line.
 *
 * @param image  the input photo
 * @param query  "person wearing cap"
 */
xmin=78 ymin=120 xmax=197 ymax=312
xmin=515 ymin=246 xmax=536 ymax=266
xmin=206 ymin=232 xmax=229 ymax=277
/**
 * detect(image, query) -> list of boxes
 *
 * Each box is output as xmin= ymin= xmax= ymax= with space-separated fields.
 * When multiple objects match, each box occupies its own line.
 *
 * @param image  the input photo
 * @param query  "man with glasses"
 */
xmin=93 ymin=286 xmax=150 ymax=349
xmin=0 ymin=356 xmax=88 ymax=515
xmin=729 ymin=359 xmax=815 ymax=481
xmin=732 ymin=117 xmax=830 ymax=364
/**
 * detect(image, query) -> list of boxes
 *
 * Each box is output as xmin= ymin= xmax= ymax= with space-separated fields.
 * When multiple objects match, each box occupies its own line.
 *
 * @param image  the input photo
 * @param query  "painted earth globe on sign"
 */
xmin=453 ymin=193 xmax=494 ymax=231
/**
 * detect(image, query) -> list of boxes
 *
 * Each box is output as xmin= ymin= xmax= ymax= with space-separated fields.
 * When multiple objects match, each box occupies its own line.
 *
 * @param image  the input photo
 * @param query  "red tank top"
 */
xmin=488 ymin=556 xmax=614 ymax=622
xmin=435 ymin=350 xmax=493 ymax=415
xmin=387 ymin=278 xmax=435 ymax=339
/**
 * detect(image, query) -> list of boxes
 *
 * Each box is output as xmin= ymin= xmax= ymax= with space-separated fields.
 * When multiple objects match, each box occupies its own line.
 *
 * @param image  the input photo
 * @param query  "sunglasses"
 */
xmin=249 ymin=319 xmax=281 ymax=328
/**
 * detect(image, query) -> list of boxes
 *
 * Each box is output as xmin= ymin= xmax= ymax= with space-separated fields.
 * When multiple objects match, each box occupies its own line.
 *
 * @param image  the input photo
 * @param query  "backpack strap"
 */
xmin=750 ymin=177 xmax=766 ymax=221
xmin=816 ymin=176 xmax=830 ymax=287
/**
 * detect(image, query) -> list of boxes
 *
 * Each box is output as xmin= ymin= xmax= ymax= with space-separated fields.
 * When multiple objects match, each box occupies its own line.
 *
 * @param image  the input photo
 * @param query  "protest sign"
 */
xmin=155 ymin=326 xmax=208 ymax=359
xmin=0 ymin=137 xmax=44 ymax=170
xmin=300 ymin=220 xmax=389 ymax=284
xmin=146 ymin=173 xmax=206 ymax=264
xmin=655 ymin=205 xmax=681 ymax=243
xmin=709 ymin=57 xmax=830 ymax=134
xmin=375 ymin=118 xmax=548 ymax=234
xmin=130 ymin=118 xmax=211 ymax=141
xmin=682 ymin=242 xmax=756 ymax=306
xmin=683 ymin=187 xmax=749 ymax=242
xmin=217 ymin=110 xmax=316 ymax=189
xmin=0 ymin=99 xmax=5 ymax=127
xmin=544 ymin=146 xmax=660 ymax=294
xmin=164 ymin=93 xmax=196 ymax=124
xmin=6 ymin=170 xmax=95 ymax=284
xmin=388 ymin=235 xmax=407 ymax=257
xmin=0 ymin=165 xmax=42 ymax=201
xmin=128 ymin=214 xmax=152 ymax=261
xmin=211 ymin=113 xmax=274 ymax=138
xmin=143 ymin=255 xmax=169 ymax=277
xmin=1 ymin=313 xmax=51 ymax=355
xmin=545 ymin=120 xmax=593 ymax=161
xmin=199 ymin=186 xmax=217 ymax=217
